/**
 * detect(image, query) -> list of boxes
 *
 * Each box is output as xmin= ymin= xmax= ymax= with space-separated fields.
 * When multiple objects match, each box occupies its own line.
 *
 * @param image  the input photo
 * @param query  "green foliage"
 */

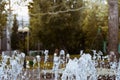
xmin=29 ymin=0 xmax=84 ymax=53
xmin=81 ymin=1 xmax=108 ymax=50
xmin=0 ymin=1 xmax=7 ymax=36
xmin=11 ymin=15 xmax=19 ymax=50
xmin=29 ymin=60 xmax=33 ymax=67
xmin=29 ymin=0 xmax=108 ymax=53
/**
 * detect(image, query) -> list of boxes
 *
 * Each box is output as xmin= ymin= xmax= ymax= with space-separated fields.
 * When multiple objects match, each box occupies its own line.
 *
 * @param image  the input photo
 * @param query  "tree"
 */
xmin=28 ymin=0 xmax=109 ymax=53
xmin=11 ymin=15 xmax=19 ymax=50
xmin=0 ymin=1 xmax=7 ymax=53
xmin=28 ymin=0 xmax=120 ymax=63
xmin=0 ymin=1 xmax=7 ymax=37
xmin=108 ymin=0 xmax=119 ymax=60
xmin=29 ymin=0 xmax=84 ymax=53
xmin=81 ymin=0 xmax=108 ymax=51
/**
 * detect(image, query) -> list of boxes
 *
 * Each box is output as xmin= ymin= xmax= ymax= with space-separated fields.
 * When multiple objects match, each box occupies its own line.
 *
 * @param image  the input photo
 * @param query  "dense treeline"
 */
xmin=28 ymin=0 xmax=108 ymax=54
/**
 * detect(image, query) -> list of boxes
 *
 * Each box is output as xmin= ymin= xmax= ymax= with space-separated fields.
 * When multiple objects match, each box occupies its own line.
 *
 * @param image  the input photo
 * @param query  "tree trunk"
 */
xmin=108 ymin=0 xmax=119 ymax=61
xmin=0 ymin=36 xmax=1 ymax=54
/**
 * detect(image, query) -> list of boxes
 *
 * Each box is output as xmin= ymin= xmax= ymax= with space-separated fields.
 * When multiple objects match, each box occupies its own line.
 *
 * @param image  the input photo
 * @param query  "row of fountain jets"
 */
xmin=0 ymin=50 xmax=120 ymax=80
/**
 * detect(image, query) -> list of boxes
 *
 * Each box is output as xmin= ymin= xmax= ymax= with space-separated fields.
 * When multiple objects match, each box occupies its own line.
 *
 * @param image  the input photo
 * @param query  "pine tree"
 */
xmin=11 ymin=15 xmax=19 ymax=50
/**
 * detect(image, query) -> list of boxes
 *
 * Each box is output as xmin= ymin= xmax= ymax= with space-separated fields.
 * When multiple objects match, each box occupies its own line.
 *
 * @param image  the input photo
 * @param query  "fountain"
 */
xmin=52 ymin=53 xmax=60 ymax=80
xmin=97 ymin=51 xmax=103 ymax=61
xmin=44 ymin=50 xmax=49 ymax=63
xmin=59 ymin=50 xmax=65 ymax=66
xmin=61 ymin=54 xmax=97 ymax=80
xmin=116 ymin=60 xmax=120 ymax=80
xmin=43 ymin=50 xmax=49 ymax=79
xmin=66 ymin=53 xmax=70 ymax=63
xmin=80 ymin=50 xmax=84 ymax=56
xmin=1 ymin=50 xmax=120 ymax=80
xmin=0 ymin=51 xmax=25 ymax=80
xmin=36 ymin=55 xmax=41 ymax=80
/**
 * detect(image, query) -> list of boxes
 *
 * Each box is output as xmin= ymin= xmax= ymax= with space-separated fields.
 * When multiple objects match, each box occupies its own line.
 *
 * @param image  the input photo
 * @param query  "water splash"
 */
xmin=61 ymin=54 xmax=97 ymax=80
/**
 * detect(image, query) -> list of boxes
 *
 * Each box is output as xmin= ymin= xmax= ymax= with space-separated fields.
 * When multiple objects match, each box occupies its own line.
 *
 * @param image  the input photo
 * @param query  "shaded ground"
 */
xmin=20 ymin=68 xmax=116 ymax=80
